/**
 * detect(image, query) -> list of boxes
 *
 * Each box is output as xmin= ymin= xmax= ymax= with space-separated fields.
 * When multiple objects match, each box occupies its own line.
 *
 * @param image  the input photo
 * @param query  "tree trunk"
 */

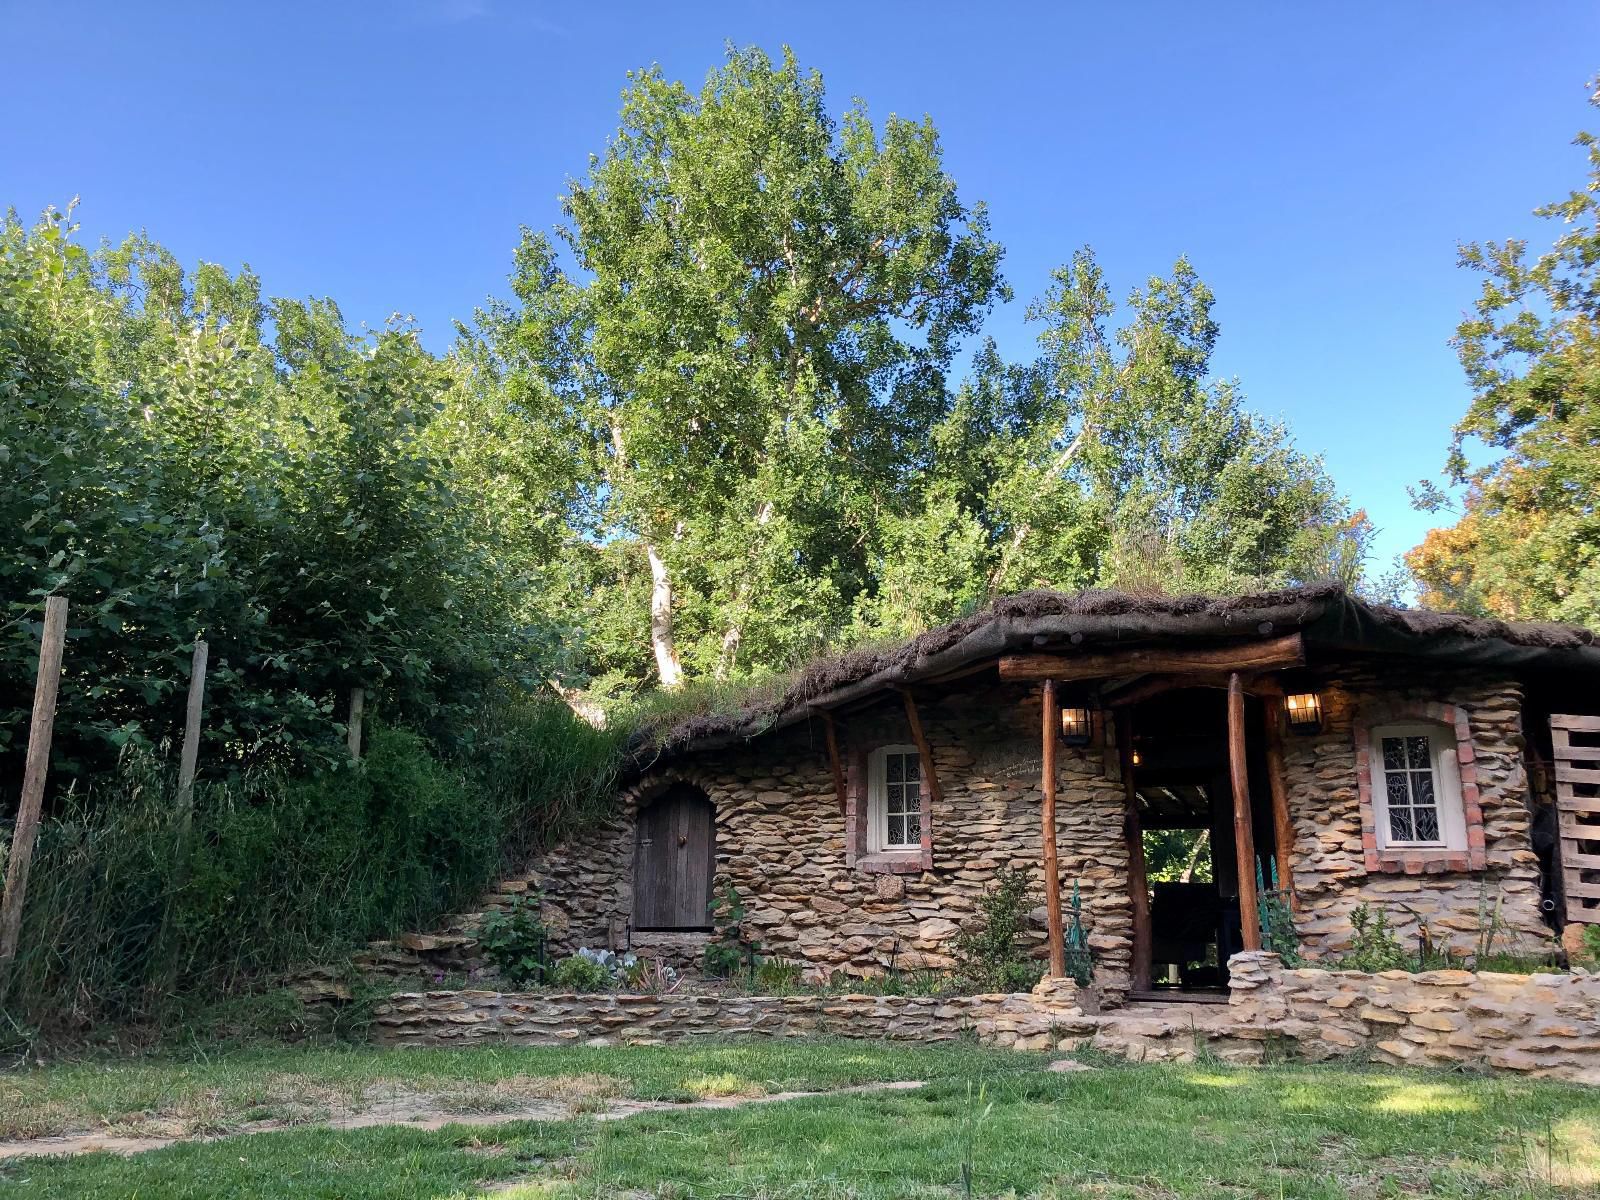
xmin=647 ymin=543 xmax=685 ymax=690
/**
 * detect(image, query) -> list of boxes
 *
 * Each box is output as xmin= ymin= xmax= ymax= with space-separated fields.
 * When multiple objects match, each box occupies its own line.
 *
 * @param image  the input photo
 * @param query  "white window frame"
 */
xmin=1370 ymin=722 xmax=1467 ymax=851
xmin=867 ymin=744 xmax=924 ymax=854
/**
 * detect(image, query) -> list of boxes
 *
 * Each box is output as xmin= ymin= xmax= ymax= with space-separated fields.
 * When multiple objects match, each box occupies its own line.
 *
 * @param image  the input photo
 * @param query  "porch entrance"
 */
xmin=1124 ymin=688 xmax=1282 ymax=998
xmin=633 ymin=784 xmax=716 ymax=931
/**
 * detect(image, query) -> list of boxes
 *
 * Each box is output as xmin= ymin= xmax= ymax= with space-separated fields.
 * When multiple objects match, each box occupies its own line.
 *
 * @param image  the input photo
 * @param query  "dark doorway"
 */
xmin=1126 ymin=688 xmax=1280 ymax=997
xmin=633 ymin=785 xmax=716 ymax=931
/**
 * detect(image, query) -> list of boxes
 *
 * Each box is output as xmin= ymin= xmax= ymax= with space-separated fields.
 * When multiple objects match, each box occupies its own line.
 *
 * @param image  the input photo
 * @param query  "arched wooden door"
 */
xmin=632 ymin=785 xmax=716 ymax=930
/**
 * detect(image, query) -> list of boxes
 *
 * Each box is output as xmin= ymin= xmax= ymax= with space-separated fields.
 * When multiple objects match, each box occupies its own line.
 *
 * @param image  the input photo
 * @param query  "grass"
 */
xmin=0 ymin=1040 xmax=1597 ymax=1198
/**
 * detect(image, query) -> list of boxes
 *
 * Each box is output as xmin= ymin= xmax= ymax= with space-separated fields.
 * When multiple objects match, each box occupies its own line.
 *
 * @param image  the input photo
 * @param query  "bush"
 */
xmin=953 ymin=868 xmax=1045 ymax=993
xmin=550 ymin=953 xmax=614 ymax=992
xmin=478 ymin=895 xmax=549 ymax=988
xmin=1332 ymin=903 xmax=1410 ymax=973
xmin=0 ymin=719 xmax=591 ymax=1047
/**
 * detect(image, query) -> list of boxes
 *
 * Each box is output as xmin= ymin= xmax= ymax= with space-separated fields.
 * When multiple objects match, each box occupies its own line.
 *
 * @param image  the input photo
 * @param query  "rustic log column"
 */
xmin=1262 ymin=695 xmax=1300 ymax=912
xmin=1040 ymin=680 xmax=1067 ymax=979
xmin=1119 ymin=708 xmax=1152 ymax=991
xmin=819 ymin=709 xmax=848 ymax=817
xmin=1228 ymin=672 xmax=1263 ymax=951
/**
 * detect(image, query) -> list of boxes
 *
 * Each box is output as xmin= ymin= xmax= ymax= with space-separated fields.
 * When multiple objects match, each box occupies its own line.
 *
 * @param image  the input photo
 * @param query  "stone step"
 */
xmin=399 ymin=932 xmax=478 ymax=953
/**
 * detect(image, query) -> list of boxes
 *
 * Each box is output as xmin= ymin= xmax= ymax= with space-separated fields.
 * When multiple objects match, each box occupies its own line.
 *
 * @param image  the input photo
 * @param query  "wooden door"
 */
xmin=633 ymin=786 xmax=716 ymax=929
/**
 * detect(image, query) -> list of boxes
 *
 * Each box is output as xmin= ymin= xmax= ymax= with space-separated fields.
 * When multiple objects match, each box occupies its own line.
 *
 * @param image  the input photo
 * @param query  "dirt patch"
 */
xmin=0 ymin=1079 xmax=924 ymax=1162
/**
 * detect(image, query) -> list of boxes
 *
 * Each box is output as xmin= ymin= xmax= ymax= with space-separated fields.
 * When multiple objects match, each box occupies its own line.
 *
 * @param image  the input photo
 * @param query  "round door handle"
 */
xmin=678 ymin=834 xmax=688 ymax=846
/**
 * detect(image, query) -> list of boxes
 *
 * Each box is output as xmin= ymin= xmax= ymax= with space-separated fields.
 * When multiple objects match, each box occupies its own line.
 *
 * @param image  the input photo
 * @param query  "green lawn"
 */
xmin=1 ymin=1040 xmax=1597 ymax=1198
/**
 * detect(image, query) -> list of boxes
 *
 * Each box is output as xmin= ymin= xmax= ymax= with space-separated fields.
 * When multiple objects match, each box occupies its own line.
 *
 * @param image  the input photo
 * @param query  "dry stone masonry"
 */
xmin=374 ymin=954 xmax=1600 ymax=1086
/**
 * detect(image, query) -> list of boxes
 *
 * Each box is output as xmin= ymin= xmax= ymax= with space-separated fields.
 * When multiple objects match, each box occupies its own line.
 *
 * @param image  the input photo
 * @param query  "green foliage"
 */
xmin=953 ymin=867 xmax=1045 ymax=993
xmin=1255 ymin=858 xmax=1303 ymax=967
xmin=1331 ymin=903 xmax=1411 ymax=973
xmin=0 ymin=711 xmax=614 ymax=1046
xmin=1143 ymin=828 xmax=1213 ymax=884
xmin=549 ymin=953 xmax=612 ymax=992
xmin=703 ymin=882 xmax=756 ymax=979
xmin=1584 ymin=924 xmax=1600 ymax=969
xmin=752 ymin=957 xmax=804 ymax=992
xmin=0 ymin=204 xmax=555 ymax=781
xmin=476 ymin=895 xmax=548 ymax=989
xmin=1409 ymin=83 xmax=1600 ymax=626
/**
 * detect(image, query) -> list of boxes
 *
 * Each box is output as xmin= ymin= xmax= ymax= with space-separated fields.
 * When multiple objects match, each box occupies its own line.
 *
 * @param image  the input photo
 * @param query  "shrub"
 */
xmin=478 ymin=895 xmax=549 ymax=988
xmin=0 ymin=714 xmax=614 ymax=1047
xmin=1332 ymin=903 xmax=1410 ymax=972
xmin=753 ymin=957 xmax=804 ymax=992
xmin=954 ymin=868 xmax=1045 ymax=993
xmin=703 ymin=883 xmax=756 ymax=978
xmin=550 ymin=953 xmax=614 ymax=992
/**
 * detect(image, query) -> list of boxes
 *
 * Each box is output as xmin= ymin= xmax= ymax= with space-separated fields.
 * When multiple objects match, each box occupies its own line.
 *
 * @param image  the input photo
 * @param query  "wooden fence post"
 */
xmin=0 ymin=596 xmax=69 ymax=975
xmin=175 ymin=639 xmax=208 ymax=832
xmin=347 ymin=687 xmax=365 ymax=762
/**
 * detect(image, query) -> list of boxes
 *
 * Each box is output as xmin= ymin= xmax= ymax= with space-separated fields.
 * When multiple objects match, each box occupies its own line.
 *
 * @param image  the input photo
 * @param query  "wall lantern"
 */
xmin=1284 ymin=692 xmax=1324 ymax=734
xmin=1059 ymin=702 xmax=1093 ymax=747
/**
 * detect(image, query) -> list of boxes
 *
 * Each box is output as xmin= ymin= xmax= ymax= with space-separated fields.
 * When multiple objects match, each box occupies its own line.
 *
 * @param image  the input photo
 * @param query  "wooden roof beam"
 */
xmin=999 ymin=633 xmax=1305 ymax=684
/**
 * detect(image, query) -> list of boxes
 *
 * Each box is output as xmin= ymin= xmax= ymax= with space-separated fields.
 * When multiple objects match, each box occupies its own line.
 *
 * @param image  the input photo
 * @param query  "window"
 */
xmin=1370 ymin=723 xmax=1467 ymax=851
xmin=868 ymin=745 xmax=923 ymax=854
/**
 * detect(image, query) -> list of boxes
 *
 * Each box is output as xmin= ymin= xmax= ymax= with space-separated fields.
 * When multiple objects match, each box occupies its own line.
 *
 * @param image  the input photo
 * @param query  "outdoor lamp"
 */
xmin=1059 ymin=702 xmax=1093 ymax=746
xmin=1285 ymin=691 xmax=1324 ymax=734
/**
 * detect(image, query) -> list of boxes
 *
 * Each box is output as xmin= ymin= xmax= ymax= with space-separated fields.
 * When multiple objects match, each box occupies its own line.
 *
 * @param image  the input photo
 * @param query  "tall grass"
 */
xmin=0 ymin=698 xmax=624 ymax=1048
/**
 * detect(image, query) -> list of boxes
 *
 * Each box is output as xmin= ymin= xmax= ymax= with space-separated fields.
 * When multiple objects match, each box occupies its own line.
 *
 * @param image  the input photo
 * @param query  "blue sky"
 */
xmin=3 ymin=2 xmax=1596 ymax=577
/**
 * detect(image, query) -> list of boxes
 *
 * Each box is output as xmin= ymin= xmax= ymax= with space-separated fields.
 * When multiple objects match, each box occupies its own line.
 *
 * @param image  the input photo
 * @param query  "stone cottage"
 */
xmin=527 ymin=584 xmax=1600 ymax=1005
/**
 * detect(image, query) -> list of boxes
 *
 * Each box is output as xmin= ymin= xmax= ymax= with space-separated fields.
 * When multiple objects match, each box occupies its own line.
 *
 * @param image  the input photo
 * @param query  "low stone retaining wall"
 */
xmin=373 ymin=954 xmax=1600 ymax=1085
xmin=1227 ymin=953 xmax=1600 ymax=1082
xmin=374 ymin=978 xmax=1092 ymax=1051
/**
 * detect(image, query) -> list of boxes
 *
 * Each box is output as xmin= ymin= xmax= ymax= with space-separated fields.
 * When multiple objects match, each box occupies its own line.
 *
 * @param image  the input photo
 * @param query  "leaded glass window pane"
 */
xmin=1377 ymin=730 xmax=1443 ymax=845
xmin=880 ymin=752 xmax=922 ymax=848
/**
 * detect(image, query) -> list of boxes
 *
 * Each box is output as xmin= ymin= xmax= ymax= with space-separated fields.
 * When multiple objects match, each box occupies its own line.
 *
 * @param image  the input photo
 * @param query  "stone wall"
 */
xmin=1227 ymin=952 xmax=1600 ymax=1083
xmin=509 ymin=665 xmax=1550 ymax=997
xmin=519 ymin=680 xmax=1135 ymax=999
xmin=1281 ymin=665 xmax=1551 ymax=960
xmin=372 ymin=956 xmax=1600 ymax=1085
xmin=374 ymin=979 xmax=1094 ymax=1051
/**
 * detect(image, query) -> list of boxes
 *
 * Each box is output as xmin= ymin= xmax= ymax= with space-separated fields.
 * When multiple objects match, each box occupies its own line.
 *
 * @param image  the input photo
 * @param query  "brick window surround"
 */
xmin=845 ymin=746 xmax=933 ymax=874
xmin=1352 ymin=700 xmax=1487 ymax=874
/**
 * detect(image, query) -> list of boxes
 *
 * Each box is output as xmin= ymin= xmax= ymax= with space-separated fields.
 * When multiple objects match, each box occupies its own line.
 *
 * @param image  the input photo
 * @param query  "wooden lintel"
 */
xmin=1228 ymin=673 xmax=1263 ymax=952
xmin=1100 ymin=671 xmax=1285 ymax=709
xmin=894 ymin=688 xmax=944 ymax=809
xmin=999 ymin=633 xmax=1305 ymax=684
xmin=1040 ymin=680 xmax=1067 ymax=979
xmin=819 ymin=709 xmax=848 ymax=817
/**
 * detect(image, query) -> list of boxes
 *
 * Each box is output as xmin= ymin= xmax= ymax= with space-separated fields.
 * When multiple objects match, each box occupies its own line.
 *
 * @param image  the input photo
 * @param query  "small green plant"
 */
xmin=753 ymin=957 xmax=804 ymax=992
xmin=704 ymin=882 xmax=758 ymax=978
xmin=550 ymin=953 xmax=613 ymax=992
xmin=1255 ymin=858 xmax=1303 ymax=967
xmin=477 ymin=894 xmax=549 ymax=988
xmin=957 ymin=1080 xmax=994 ymax=1199
xmin=954 ymin=867 xmax=1046 ymax=993
xmin=1582 ymin=924 xmax=1600 ymax=969
xmin=1333 ymin=903 xmax=1410 ymax=972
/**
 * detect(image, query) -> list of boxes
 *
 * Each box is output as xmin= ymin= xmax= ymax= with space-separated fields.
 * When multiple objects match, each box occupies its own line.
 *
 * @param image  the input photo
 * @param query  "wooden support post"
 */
xmin=1040 ymin=680 xmax=1067 ymax=979
xmin=176 ymin=638 xmax=209 ymax=831
xmin=1262 ymin=694 xmax=1299 ymax=913
xmin=0 ymin=596 xmax=68 ymax=975
xmin=347 ymin=687 xmax=365 ymax=762
xmin=1227 ymin=673 xmax=1262 ymax=952
xmin=896 ymin=688 xmax=943 ymax=808
xmin=820 ymin=709 xmax=848 ymax=816
xmin=1119 ymin=708 xmax=1152 ymax=991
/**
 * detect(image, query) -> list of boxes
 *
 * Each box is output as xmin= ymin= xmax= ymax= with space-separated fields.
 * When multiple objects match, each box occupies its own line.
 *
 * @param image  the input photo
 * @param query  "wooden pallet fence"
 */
xmin=1552 ymin=713 xmax=1600 ymax=924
